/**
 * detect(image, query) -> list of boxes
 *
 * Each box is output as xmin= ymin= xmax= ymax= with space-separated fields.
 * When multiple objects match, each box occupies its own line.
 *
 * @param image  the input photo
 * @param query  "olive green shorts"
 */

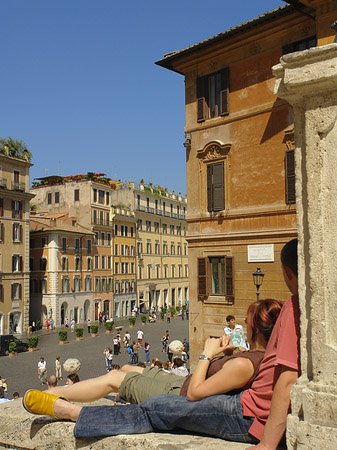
xmin=119 ymin=367 xmax=186 ymax=404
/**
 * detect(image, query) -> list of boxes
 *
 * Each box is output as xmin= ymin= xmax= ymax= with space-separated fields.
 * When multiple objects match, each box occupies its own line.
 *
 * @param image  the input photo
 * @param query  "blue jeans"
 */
xmin=74 ymin=393 xmax=258 ymax=443
xmin=145 ymin=350 xmax=150 ymax=363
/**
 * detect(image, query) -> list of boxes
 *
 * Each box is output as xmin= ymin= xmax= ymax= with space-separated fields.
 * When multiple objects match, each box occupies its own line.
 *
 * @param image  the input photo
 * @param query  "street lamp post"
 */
xmin=252 ymin=267 xmax=264 ymax=301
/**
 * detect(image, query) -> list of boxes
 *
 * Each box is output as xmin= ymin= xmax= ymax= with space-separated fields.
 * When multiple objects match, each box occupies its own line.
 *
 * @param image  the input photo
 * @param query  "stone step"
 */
xmin=0 ymin=398 xmax=250 ymax=450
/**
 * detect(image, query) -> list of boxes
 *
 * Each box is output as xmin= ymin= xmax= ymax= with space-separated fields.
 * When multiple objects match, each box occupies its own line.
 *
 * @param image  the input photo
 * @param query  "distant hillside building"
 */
xmin=0 ymin=151 xmax=33 ymax=334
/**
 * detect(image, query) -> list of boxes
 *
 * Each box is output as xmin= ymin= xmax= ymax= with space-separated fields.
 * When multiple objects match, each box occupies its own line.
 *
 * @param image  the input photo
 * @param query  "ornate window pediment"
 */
xmin=197 ymin=141 xmax=231 ymax=161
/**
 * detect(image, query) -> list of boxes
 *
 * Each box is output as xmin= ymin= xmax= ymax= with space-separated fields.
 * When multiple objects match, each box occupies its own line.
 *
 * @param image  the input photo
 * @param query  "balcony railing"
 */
xmin=136 ymin=205 xmax=185 ymax=220
xmin=91 ymin=218 xmax=113 ymax=227
xmin=12 ymin=181 xmax=25 ymax=191
xmin=0 ymin=178 xmax=7 ymax=188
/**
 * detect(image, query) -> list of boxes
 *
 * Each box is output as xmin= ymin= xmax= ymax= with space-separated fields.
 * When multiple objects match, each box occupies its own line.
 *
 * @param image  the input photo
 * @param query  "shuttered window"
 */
xmin=285 ymin=149 xmax=295 ymax=204
xmin=197 ymin=68 xmax=229 ymax=122
xmin=207 ymin=162 xmax=225 ymax=212
xmin=198 ymin=256 xmax=234 ymax=303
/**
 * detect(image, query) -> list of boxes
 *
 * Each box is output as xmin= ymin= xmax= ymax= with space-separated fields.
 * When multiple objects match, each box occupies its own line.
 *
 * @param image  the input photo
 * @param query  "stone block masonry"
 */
xmin=0 ymin=398 xmax=249 ymax=450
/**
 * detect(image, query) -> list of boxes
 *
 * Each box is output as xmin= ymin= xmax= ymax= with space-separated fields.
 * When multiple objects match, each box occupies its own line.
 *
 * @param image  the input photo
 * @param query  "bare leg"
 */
xmin=48 ymin=369 xmax=127 ymax=402
xmin=120 ymin=364 xmax=144 ymax=374
xmin=54 ymin=398 xmax=82 ymax=421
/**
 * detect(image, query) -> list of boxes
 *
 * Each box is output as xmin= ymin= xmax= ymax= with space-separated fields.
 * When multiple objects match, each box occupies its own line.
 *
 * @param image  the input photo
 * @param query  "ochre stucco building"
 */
xmin=156 ymin=0 xmax=336 ymax=365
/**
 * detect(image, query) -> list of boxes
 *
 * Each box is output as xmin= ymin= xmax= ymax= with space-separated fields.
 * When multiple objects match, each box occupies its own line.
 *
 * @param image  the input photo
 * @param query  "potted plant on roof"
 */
xmin=90 ymin=324 xmax=99 ymax=337
xmin=75 ymin=327 xmax=84 ymax=341
xmin=8 ymin=341 xmax=17 ymax=357
xmin=59 ymin=330 xmax=68 ymax=344
xmin=28 ymin=336 xmax=39 ymax=352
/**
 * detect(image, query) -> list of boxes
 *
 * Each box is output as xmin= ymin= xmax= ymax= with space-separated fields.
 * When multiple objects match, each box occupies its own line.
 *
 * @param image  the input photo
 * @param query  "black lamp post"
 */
xmin=253 ymin=267 xmax=264 ymax=301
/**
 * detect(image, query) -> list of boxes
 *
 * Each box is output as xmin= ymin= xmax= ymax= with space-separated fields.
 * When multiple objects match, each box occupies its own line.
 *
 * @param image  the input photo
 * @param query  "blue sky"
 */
xmin=1 ymin=0 xmax=283 ymax=196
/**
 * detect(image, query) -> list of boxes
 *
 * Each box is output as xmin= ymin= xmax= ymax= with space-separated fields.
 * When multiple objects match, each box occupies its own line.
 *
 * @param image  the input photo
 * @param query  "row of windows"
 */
xmin=114 ymin=224 xmax=134 ymax=237
xmin=46 ymin=189 xmax=80 ymax=204
xmin=61 ymin=237 xmax=92 ymax=253
xmin=94 ymin=276 xmax=113 ymax=293
xmin=114 ymin=244 xmax=135 ymax=257
xmin=136 ymin=219 xmax=186 ymax=236
xmin=114 ymin=279 xmax=135 ymax=294
xmin=59 ymin=275 xmax=94 ymax=294
xmin=0 ymin=283 xmax=22 ymax=300
xmin=0 ymin=222 xmax=23 ymax=243
xmin=93 ymin=232 xmax=112 ymax=247
xmin=137 ymin=242 xmax=187 ymax=256
xmin=92 ymin=210 xmax=110 ymax=226
xmin=138 ymin=264 xmax=188 ymax=280
xmin=93 ymin=188 xmax=110 ymax=206
xmin=114 ymin=261 xmax=135 ymax=274
xmin=0 ymin=199 xmax=23 ymax=219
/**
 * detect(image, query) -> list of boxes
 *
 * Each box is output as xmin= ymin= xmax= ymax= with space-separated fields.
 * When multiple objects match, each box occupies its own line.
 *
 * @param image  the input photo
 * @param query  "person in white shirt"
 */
xmin=37 ymin=357 xmax=47 ymax=385
xmin=137 ymin=329 xmax=144 ymax=345
xmin=224 ymin=315 xmax=248 ymax=350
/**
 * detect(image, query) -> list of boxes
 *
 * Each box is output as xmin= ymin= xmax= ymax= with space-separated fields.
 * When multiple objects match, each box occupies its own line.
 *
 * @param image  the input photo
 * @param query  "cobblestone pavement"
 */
xmin=0 ymin=316 xmax=189 ymax=398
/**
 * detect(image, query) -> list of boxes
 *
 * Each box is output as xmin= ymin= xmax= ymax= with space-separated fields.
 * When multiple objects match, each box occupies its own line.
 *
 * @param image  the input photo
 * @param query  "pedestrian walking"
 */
xmin=37 ymin=357 xmax=47 ymax=385
xmin=123 ymin=331 xmax=130 ymax=353
xmin=137 ymin=329 xmax=144 ymax=345
xmin=107 ymin=349 xmax=113 ymax=372
xmin=144 ymin=342 xmax=150 ymax=364
xmin=87 ymin=319 xmax=91 ymax=333
xmin=71 ymin=319 xmax=76 ymax=332
xmin=113 ymin=337 xmax=119 ymax=355
xmin=55 ymin=356 xmax=63 ymax=381
xmin=65 ymin=317 xmax=69 ymax=328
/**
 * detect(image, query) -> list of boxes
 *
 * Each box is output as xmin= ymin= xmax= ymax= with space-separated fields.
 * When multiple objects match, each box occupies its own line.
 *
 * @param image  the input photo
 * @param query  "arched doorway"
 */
xmin=84 ymin=300 xmax=90 ymax=321
xmin=60 ymin=302 xmax=68 ymax=325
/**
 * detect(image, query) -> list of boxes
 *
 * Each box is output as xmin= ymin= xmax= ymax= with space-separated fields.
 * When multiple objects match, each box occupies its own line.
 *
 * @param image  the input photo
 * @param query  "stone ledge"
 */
xmin=0 ymin=399 xmax=249 ymax=450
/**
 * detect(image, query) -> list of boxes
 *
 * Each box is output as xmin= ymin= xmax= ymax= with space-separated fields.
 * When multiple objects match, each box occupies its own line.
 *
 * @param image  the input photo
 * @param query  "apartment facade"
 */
xmin=30 ymin=214 xmax=94 ymax=327
xmin=111 ymin=206 xmax=137 ymax=317
xmin=31 ymin=176 xmax=114 ymax=319
xmin=111 ymin=182 xmax=189 ymax=312
xmin=0 ymin=152 xmax=33 ymax=334
xmin=156 ymin=1 xmax=336 ymax=363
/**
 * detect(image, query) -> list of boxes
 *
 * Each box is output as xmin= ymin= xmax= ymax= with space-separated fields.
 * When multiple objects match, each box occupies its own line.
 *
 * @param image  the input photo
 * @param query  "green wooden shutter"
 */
xmin=197 ymin=257 xmax=207 ymax=300
xmin=285 ymin=149 xmax=295 ymax=204
xmin=220 ymin=68 xmax=229 ymax=116
xmin=225 ymin=257 xmax=234 ymax=303
xmin=213 ymin=162 xmax=225 ymax=212
xmin=197 ymin=76 xmax=206 ymax=122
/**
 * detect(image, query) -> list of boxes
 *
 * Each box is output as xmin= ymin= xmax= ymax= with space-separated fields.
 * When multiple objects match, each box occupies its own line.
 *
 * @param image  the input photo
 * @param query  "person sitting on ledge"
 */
xmin=23 ymin=298 xmax=281 ymax=434
xmin=22 ymin=238 xmax=300 ymax=449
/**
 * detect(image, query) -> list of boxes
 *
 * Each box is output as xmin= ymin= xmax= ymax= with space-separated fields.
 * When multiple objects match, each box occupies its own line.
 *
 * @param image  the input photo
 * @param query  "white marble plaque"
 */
xmin=248 ymin=244 xmax=274 ymax=262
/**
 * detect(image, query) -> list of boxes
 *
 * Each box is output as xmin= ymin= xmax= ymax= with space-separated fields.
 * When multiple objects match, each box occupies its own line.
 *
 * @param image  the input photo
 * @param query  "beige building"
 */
xmin=111 ymin=206 xmax=137 ymax=317
xmin=0 ymin=151 xmax=33 ymax=334
xmin=30 ymin=214 xmax=94 ymax=327
xmin=110 ymin=181 xmax=189 ymax=312
xmin=31 ymin=175 xmax=114 ymax=319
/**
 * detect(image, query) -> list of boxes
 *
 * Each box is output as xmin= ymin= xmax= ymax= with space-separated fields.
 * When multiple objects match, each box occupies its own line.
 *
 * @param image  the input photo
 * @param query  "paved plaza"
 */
xmin=0 ymin=316 xmax=189 ymax=398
